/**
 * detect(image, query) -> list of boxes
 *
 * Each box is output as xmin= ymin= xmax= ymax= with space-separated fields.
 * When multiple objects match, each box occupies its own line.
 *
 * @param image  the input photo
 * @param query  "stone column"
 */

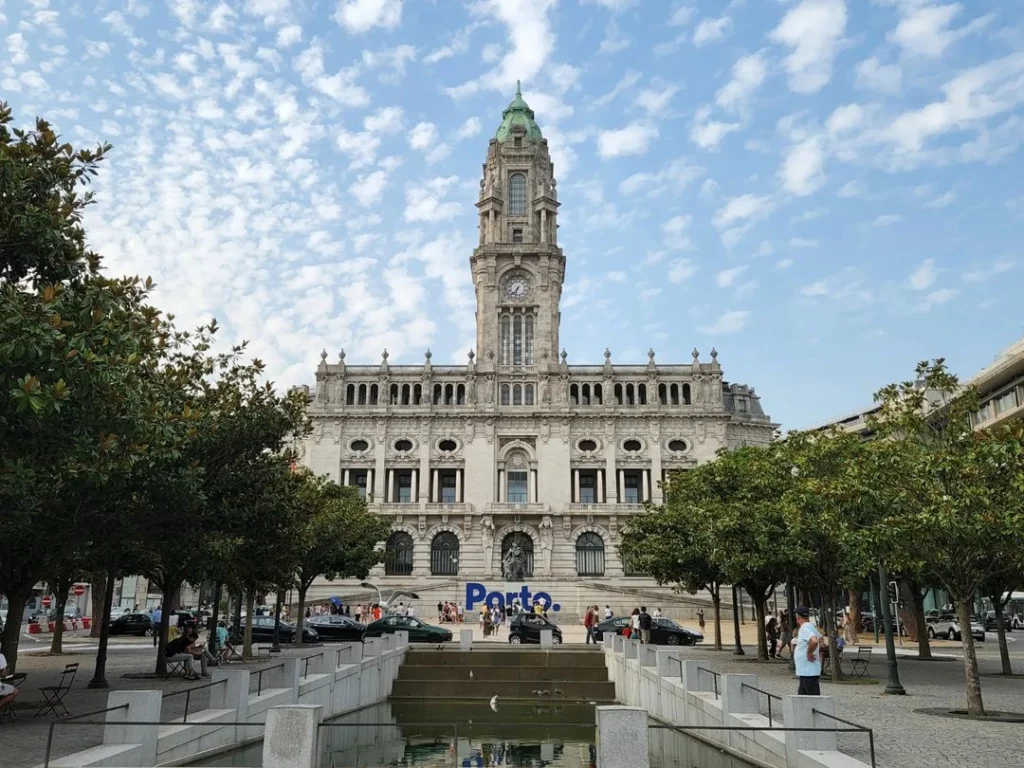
xmin=410 ymin=469 xmax=418 ymax=504
xmin=102 ymin=690 xmax=162 ymax=766
xmin=386 ymin=469 xmax=394 ymax=503
xmin=432 ymin=470 xmax=439 ymax=504
xmin=641 ymin=471 xmax=649 ymax=503
xmin=367 ymin=469 xmax=375 ymax=502
xmin=784 ymin=696 xmax=838 ymax=765
xmin=541 ymin=209 xmax=547 ymax=243
xmin=455 ymin=468 xmax=463 ymax=503
xmin=263 ymin=705 xmax=322 ymax=768
xmin=618 ymin=470 xmax=625 ymax=503
xmin=533 ymin=470 xmax=539 ymax=503
xmin=573 ymin=469 xmax=581 ymax=504
xmin=528 ymin=469 xmax=535 ymax=503
xmin=597 ymin=469 xmax=605 ymax=503
xmin=499 ymin=469 xmax=506 ymax=503
xmin=343 ymin=469 xmax=350 ymax=486
xmin=595 ymin=706 xmax=649 ymax=768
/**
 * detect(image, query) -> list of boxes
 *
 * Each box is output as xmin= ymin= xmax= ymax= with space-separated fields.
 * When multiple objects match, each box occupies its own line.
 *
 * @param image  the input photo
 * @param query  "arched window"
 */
xmin=683 ymin=383 xmax=692 ymax=405
xmin=430 ymin=532 xmax=460 ymax=576
xmin=501 ymin=384 xmax=511 ymax=405
xmin=401 ymin=384 xmax=411 ymax=406
xmin=457 ymin=384 xmax=466 ymax=405
xmin=508 ymin=173 xmax=527 ymax=217
xmin=570 ymin=383 xmax=579 ymax=405
xmin=582 ymin=383 xmax=590 ymax=406
xmin=413 ymin=383 xmax=422 ymax=405
xmin=670 ymin=383 xmax=679 ymax=406
xmin=346 ymin=384 xmax=355 ymax=405
xmin=369 ymin=384 xmax=378 ymax=405
xmin=501 ymin=315 xmax=511 ymax=365
xmin=626 ymin=383 xmax=635 ymax=406
xmin=614 ymin=383 xmax=623 ymax=405
xmin=658 ymin=383 xmax=667 ymax=405
xmin=525 ymin=384 xmax=535 ymax=405
xmin=501 ymin=532 xmax=534 ymax=577
xmin=638 ymin=383 xmax=647 ymax=405
xmin=433 ymin=383 xmax=442 ymax=405
xmin=445 ymin=383 xmax=454 ymax=405
xmin=358 ymin=383 xmax=367 ymax=405
xmin=576 ymin=532 xmax=605 ymax=577
xmin=390 ymin=383 xmax=399 ymax=404
xmin=513 ymin=384 xmax=522 ymax=406
xmin=384 ymin=531 xmax=413 ymax=576
xmin=513 ymin=315 xmax=523 ymax=365
xmin=594 ymin=383 xmax=603 ymax=405
xmin=524 ymin=315 xmax=534 ymax=364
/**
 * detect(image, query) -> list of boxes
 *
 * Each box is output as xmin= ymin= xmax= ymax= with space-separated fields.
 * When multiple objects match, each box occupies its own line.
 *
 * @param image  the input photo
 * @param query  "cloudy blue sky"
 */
xmin=2 ymin=0 xmax=1022 ymax=429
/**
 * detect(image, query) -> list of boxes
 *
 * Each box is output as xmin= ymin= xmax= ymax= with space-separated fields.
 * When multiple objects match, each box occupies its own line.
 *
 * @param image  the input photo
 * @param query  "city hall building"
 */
xmin=296 ymin=87 xmax=775 ymax=617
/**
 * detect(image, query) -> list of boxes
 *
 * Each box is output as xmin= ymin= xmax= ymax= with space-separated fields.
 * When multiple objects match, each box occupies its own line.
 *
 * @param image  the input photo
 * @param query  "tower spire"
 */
xmin=516 ymin=79 xmax=521 ymax=97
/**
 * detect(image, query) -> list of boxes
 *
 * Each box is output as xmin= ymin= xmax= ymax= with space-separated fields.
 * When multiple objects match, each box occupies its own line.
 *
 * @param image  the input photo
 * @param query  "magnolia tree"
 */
xmin=870 ymin=360 xmax=1024 ymax=716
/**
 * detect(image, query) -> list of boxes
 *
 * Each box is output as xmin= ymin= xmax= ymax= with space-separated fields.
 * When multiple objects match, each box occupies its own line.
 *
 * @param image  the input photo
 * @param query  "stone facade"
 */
xmin=297 ymin=89 xmax=775 ymax=612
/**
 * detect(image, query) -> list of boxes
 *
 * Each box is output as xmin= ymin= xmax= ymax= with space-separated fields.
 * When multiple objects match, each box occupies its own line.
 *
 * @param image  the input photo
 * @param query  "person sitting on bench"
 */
xmin=0 ymin=652 xmax=19 ymax=712
xmin=165 ymin=633 xmax=200 ymax=680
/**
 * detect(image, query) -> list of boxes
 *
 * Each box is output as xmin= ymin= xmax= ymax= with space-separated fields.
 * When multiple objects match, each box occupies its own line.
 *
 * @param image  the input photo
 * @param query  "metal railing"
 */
xmin=162 ymin=678 xmax=226 ymax=723
xmin=650 ymin=722 xmax=876 ymax=768
xmin=740 ymin=681 xmax=783 ymax=725
xmin=301 ymin=652 xmax=324 ymax=678
xmin=251 ymin=662 xmax=285 ymax=697
xmin=665 ymin=657 xmax=718 ymax=699
xmin=43 ymin=703 xmax=129 ymax=768
xmin=813 ymin=708 xmax=877 ymax=768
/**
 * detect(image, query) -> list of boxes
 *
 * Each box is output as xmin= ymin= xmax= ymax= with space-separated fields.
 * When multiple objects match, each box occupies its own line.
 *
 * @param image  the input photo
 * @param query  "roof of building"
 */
xmin=494 ymin=81 xmax=543 ymax=142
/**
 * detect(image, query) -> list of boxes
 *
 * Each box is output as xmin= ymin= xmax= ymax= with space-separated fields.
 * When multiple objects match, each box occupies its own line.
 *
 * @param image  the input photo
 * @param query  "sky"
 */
xmin=2 ymin=0 xmax=1022 ymax=430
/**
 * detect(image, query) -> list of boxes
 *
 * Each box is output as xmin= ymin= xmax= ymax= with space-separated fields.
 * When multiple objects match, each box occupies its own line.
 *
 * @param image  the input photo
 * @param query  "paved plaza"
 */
xmin=2 ymin=622 xmax=1022 ymax=768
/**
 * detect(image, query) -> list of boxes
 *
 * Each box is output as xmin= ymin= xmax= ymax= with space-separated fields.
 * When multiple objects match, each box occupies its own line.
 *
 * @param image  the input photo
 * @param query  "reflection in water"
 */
xmin=186 ymin=699 xmax=759 ymax=767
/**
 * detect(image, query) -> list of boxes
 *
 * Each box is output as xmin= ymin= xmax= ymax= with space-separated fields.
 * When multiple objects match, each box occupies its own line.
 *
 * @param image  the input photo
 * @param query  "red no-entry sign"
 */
xmin=73 ymin=584 xmax=86 ymax=596
xmin=42 ymin=596 xmax=53 ymax=608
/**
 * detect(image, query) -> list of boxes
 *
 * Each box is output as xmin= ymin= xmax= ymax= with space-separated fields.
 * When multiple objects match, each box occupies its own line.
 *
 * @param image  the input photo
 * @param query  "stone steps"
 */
xmin=403 ymin=647 xmax=607 ymax=668
xmin=390 ymin=678 xmax=615 ymax=701
xmin=397 ymin=664 xmax=611 ymax=682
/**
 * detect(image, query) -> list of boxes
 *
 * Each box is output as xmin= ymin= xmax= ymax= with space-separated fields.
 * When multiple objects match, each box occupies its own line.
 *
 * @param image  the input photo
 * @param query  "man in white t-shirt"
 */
xmin=792 ymin=606 xmax=822 ymax=695
xmin=604 ymin=605 xmax=613 ymax=619
xmin=0 ymin=652 xmax=19 ymax=711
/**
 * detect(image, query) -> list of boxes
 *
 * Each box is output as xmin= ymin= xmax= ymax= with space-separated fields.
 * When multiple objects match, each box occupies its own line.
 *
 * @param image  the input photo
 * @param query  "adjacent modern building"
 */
xmin=296 ymin=87 xmax=775 ymax=615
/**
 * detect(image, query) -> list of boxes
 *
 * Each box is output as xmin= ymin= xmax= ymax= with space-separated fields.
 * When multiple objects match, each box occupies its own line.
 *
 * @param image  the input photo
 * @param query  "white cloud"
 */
xmin=963 ymin=260 xmax=1015 ymax=282
xmin=693 ymin=16 xmax=731 ymax=46
xmin=690 ymin=106 xmax=739 ymax=150
xmin=597 ymin=122 xmax=659 ymax=159
xmin=789 ymin=238 xmax=819 ymax=248
xmin=716 ymin=52 xmax=767 ymax=111
xmin=855 ymin=57 xmax=901 ymax=93
xmin=668 ymin=259 xmax=699 ymax=283
xmin=715 ymin=265 xmax=748 ymax=288
xmin=923 ymin=190 xmax=956 ymax=208
xmin=837 ymin=180 xmax=865 ymax=198
xmin=334 ymin=0 xmax=402 ymax=33
xmin=776 ymin=258 xmax=795 ymax=270
xmin=699 ymin=178 xmax=719 ymax=200
xmin=364 ymin=106 xmax=404 ymax=134
xmin=618 ymin=158 xmax=703 ymax=197
xmin=780 ymin=136 xmax=826 ymax=196
xmin=698 ymin=309 xmax=750 ymax=335
xmin=889 ymin=2 xmax=992 ymax=59
xmin=455 ymin=117 xmax=481 ymax=141
xmin=669 ymin=5 xmax=696 ymax=26
xmin=335 ymin=128 xmax=380 ymax=168
xmin=599 ymin=21 xmax=631 ymax=54
xmin=714 ymin=194 xmax=774 ymax=229
xmin=408 ymin=121 xmax=439 ymax=150
xmin=792 ymin=207 xmax=828 ymax=223
xmin=661 ymin=215 xmax=694 ymax=249
xmin=606 ymin=270 xmax=627 ymax=282
xmin=591 ymin=70 xmax=642 ymax=109
xmin=635 ymin=84 xmax=679 ymax=115
xmin=350 ymin=170 xmax=388 ymax=207
xmin=276 ymin=24 xmax=302 ymax=47
xmin=769 ymin=0 xmax=847 ymax=93
xmin=872 ymin=213 xmax=902 ymax=227
xmin=7 ymin=33 xmax=29 ymax=65
xmin=917 ymin=287 xmax=958 ymax=312
xmin=404 ymin=176 xmax=462 ymax=222
xmin=909 ymin=259 xmax=937 ymax=290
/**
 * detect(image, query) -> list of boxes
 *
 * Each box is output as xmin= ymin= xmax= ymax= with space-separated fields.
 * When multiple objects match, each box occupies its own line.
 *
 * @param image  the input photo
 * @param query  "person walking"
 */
xmin=765 ymin=615 xmax=780 ymax=659
xmin=779 ymin=611 xmax=792 ymax=660
xmin=793 ymin=606 xmax=822 ymax=695
xmin=438 ymin=601 xmax=444 ymax=622
xmin=653 ymin=607 xmax=662 ymax=618
xmin=151 ymin=606 xmax=163 ymax=647
xmin=638 ymin=606 xmax=652 ymax=644
xmin=584 ymin=605 xmax=596 ymax=644
xmin=697 ymin=608 xmax=705 ymax=634
xmin=604 ymin=604 xmax=613 ymax=620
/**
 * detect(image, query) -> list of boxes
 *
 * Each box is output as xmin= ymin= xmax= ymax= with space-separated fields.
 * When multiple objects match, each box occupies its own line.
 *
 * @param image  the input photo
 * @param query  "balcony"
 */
xmin=485 ymin=502 xmax=548 ymax=514
xmin=564 ymin=503 xmax=610 ymax=514
xmin=374 ymin=503 xmax=419 ymax=516
xmin=424 ymin=502 xmax=473 ymax=514
xmin=614 ymin=504 xmax=646 ymax=513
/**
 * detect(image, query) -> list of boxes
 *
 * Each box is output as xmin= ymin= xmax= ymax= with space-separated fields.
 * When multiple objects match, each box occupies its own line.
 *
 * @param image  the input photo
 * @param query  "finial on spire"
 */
xmin=516 ymin=79 xmax=522 ymax=97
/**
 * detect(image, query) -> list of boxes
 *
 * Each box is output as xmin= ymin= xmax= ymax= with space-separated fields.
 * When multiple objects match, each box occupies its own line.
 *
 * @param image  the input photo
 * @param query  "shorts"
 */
xmin=0 ymin=683 xmax=16 ymax=696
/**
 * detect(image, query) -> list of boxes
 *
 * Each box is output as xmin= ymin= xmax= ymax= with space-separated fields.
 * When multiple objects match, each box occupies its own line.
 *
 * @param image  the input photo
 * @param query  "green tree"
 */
xmin=291 ymin=471 xmax=388 ymax=645
xmin=870 ymin=360 xmax=1024 ymax=715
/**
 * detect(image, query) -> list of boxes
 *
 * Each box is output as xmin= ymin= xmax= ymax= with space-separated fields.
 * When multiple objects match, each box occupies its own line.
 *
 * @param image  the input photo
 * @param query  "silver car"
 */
xmin=927 ymin=612 xmax=985 ymax=641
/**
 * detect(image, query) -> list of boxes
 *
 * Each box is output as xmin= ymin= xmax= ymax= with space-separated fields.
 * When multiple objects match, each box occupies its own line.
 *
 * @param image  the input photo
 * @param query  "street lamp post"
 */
xmin=877 ymin=563 xmax=906 ymax=695
xmin=271 ymin=589 xmax=282 ymax=653
xmin=731 ymin=584 xmax=745 ymax=655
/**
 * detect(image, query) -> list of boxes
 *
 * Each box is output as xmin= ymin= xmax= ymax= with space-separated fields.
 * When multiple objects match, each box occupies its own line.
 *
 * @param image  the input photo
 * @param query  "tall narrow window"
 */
xmin=513 ymin=384 xmax=523 ymax=406
xmin=509 ymin=173 xmax=527 ymax=217
xmin=513 ymin=315 xmax=523 ymax=365
xmin=500 ymin=315 xmax=511 ymax=365
xmin=500 ymin=384 xmax=511 ymax=405
xmin=524 ymin=315 xmax=534 ymax=364
xmin=507 ymin=472 xmax=529 ymax=503
xmin=525 ymin=384 xmax=535 ymax=405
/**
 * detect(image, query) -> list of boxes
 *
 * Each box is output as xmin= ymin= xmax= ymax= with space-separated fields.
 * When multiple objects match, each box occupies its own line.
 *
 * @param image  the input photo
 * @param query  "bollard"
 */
xmin=262 ymin=705 xmax=322 ymax=768
xmin=595 ymin=705 xmax=650 ymax=768
xmin=540 ymin=629 xmax=553 ymax=648
xmin=460 ymin=629 xmax=473 ymax=650
xmin=210 ymin=669 xmax=251 ymax=742
xmin=783 ymin=695 xmax=838 ymax=766
xmin=721 ymin=674 xmax=760 ymax=716
xmin=103 ymin=690 xmax=163 ymax=766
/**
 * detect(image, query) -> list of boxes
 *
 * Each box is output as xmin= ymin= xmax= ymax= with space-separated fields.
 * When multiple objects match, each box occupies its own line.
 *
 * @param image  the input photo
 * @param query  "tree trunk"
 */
xmin=296 ymin=582 xmax=309 ymax=647
xmin=955 ymin=599 xmax=985 ymax=715
xmin=90 ymin=576 xmax=107 ymax=638
xmin=0 ymin=585 xmax=31 ymax=673
xmin=50 ymin=589 xmax=69 ymax=654
xmin=906 ymin=578 xmax=932 ymax=659
xmin=87 ymin=570 xmax=117 ymax=688
xmin=993 ymin=596 xmax=1013 ymax=676
xmin=847 ymin=587 xmax=861 ymax=645
xmin=209 ymin=582 xmax=222 ymax=655
xmin=711 ymin=586 xmax=722 ymax=652
xmin=154 ymin=584 xmax=177 ymax=677
xmin=750 ymin=590 xmax=769 ymax=661
xmin=243 ymin=589 xmax=255 ymax=659
xmin=232 ymin=589 xmax=243 ymax=638
xmin=826 ymin=589 xmax=843 ymax=682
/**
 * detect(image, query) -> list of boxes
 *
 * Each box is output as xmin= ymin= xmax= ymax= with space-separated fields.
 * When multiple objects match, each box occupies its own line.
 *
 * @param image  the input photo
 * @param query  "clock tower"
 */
xmin=471 ymin=82 xmax=564 ymax=381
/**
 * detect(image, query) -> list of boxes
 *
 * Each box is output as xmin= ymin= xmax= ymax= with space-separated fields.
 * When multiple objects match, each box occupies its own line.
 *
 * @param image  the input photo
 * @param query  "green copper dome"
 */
xmin=494 ymin=81 xmax=543 ymax=142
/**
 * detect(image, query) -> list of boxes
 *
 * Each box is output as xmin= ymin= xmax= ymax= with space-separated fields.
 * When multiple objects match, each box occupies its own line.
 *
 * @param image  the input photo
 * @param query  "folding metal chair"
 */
xmin=222 ymin=642 xmax=246 ymax=664
xmin=1 ymin=673 xmax=27 ymax=722
xmin=847 ymin=646 xmax=873 ymax=678
xmin=34 ymin=663 xmax=78 ymax=718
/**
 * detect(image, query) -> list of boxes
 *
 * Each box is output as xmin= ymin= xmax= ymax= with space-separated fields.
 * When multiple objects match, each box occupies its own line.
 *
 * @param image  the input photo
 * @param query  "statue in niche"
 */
xmin=502 ymin=540 xmax=527 ymax=581
xmin=539 ymin=516 xmax=554 ymax=575
xmin=481 ymin=516 xmax=495 ymax=575
xmin=539 ymin=375 xmax=550 ymax=405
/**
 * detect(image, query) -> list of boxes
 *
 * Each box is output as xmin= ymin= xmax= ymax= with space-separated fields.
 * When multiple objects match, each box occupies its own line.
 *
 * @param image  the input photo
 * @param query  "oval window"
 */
xmin=578 ymin=439 xmax=597 ymax=452
xmin=394 ymin=439 xmax=413 ymax=452
xmin=439 ymin=439 xmax=457 ymax=452
xmin=668 ymin=439 xmax=687 ymax=453
xmin=350 ymin=439 xmax=369 ymax=452
xmin=623 ymin=439 xmax=642 ymax=452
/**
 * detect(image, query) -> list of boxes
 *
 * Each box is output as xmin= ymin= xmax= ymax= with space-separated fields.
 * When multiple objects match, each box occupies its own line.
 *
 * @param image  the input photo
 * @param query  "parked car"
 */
xmin=306 ymin=614 xmax=366 ymax=642
xmin=593 ymin=616 xmax=702 ymax=646
xmin=109 ymin=606 xmax=132 ymax=621
xmin=508 ymin=613 xmax=562 ymax=645
xmin=363 ymin=615 xmax=451 ymax=643
xmin=237 ymin=615 xmax=319 ymax=644
xmin=593 ymin=616 xmax=631 ymax=642
xmin=982 ymin=611 xmax=1013 ymax=632
xmin=859 ymin=611 xmax=908 ymax=636
xmin=927 ymin=613 xmax=985 ymax=641
xmin=109 ymin=613 xmax=154 ymax=636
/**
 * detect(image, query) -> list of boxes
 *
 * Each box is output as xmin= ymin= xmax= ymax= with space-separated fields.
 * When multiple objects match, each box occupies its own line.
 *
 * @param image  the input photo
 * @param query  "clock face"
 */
xmin=504 ymin=276 xmax=530 ymax=300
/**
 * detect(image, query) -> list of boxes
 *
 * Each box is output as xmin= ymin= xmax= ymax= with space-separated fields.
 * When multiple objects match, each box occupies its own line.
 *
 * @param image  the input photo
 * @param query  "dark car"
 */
xmin=593 ymin=616 xmax=702 ymax=646
xmin=363 ymin=615 xmax=452 ymax=643
xmin=508 ymin=613 xmax=562 ymax=645
xmin=238 ymin=615 xmax=319 ymax=644
xmin=983 ymin=611 xmax=1013 ymax=632
xmin=306 ymin=614 xmax=366 ymax=642
xmin=109 ymin=613 xmax=154 ymax=636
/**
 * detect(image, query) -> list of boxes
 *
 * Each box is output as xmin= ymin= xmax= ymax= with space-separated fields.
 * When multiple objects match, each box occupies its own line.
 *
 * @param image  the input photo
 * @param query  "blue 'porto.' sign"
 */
xmin=465 ymin=582 xmax=561 ymax=612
